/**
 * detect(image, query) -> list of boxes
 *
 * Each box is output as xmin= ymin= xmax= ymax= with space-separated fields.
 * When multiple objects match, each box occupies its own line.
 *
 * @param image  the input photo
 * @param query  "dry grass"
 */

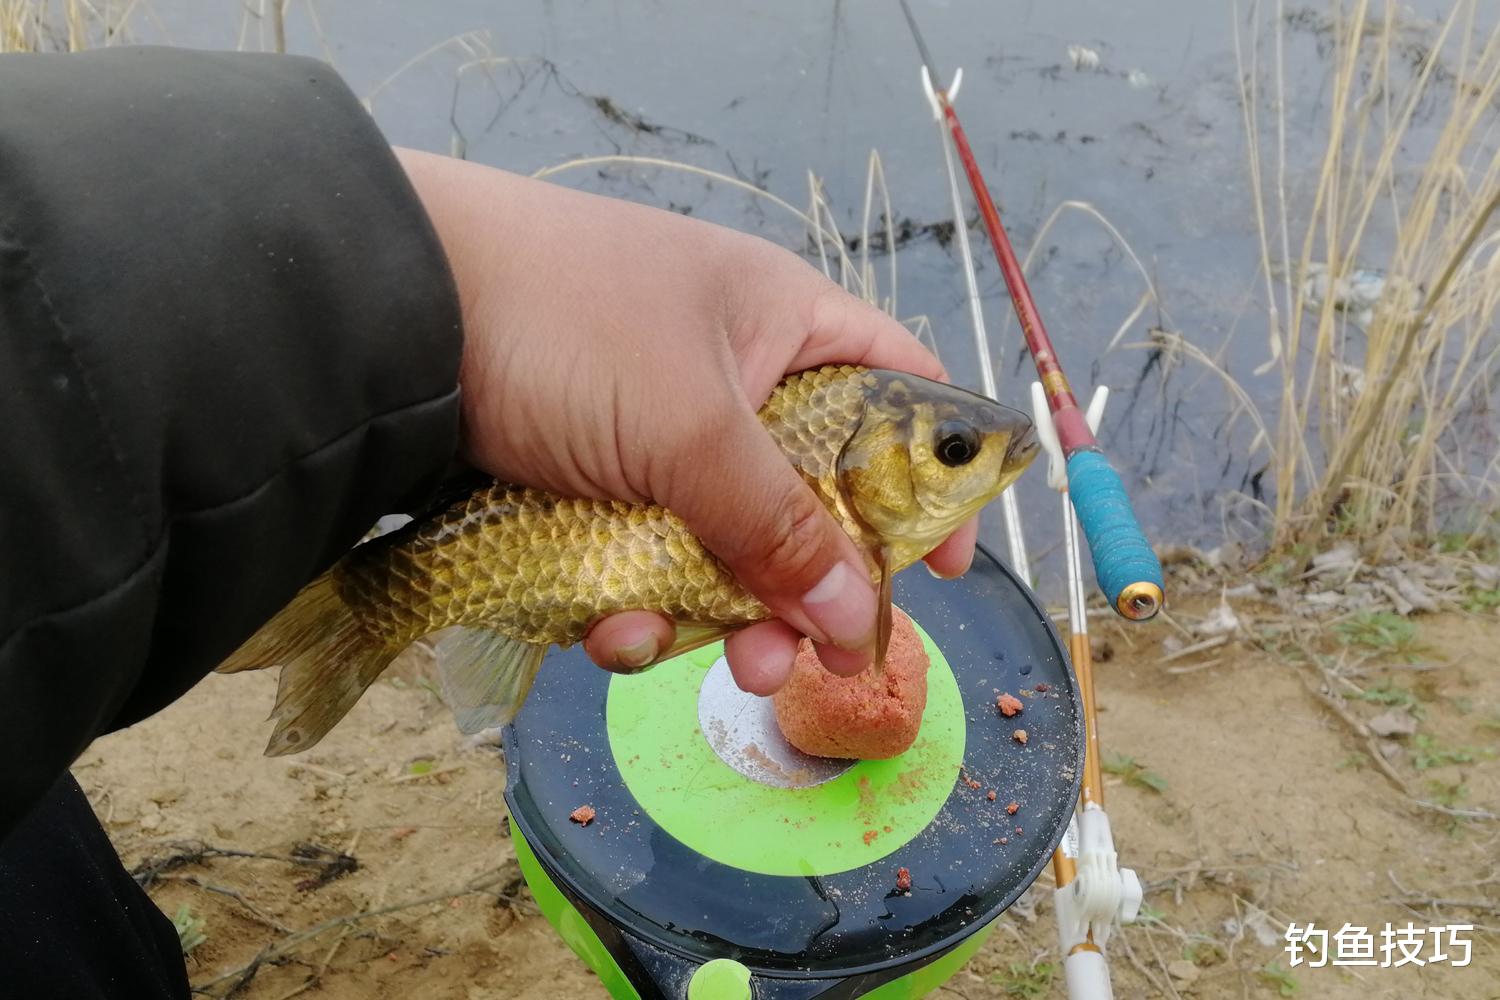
xmin=1240 ymin=0 xmax=1500 ymax=552
xmin=0 ymin=0 xmax=132 ymax=52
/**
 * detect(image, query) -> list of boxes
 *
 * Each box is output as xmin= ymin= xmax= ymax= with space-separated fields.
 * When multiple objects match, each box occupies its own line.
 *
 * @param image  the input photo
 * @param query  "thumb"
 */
xmin=659 ymin=409 xmax=878 ymax=657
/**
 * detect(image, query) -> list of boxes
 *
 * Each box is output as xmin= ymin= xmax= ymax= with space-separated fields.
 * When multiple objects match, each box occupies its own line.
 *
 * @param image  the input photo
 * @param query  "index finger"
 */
xmin=790 ymin=282 xmax=949 ymax=383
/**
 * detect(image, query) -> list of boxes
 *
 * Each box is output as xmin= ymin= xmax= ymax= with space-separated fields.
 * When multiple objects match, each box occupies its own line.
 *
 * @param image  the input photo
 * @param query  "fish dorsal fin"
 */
xmin=431 ymin=627 xmax=548 ymax=735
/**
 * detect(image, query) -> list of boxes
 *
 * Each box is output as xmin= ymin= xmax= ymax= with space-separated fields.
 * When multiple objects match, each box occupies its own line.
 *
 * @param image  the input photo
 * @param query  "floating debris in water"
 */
xmin=1067 ymin=44 xmax=1101 ymax=71
xmin=1299 ymin=263 xmax=1424 ymax=329
xmin=1333 ymin=361 xmax=1367 ymax=400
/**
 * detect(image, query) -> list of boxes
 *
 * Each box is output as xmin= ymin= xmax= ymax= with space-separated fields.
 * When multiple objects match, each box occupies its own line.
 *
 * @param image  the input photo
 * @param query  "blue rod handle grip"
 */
xmin=1066 ymin=450 xmax=1164 ymax=620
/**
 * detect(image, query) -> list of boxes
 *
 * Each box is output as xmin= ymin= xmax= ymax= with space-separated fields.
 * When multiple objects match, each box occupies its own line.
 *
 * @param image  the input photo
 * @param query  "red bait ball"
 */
xmin=774 ymin=608 xmax=929 ymax=760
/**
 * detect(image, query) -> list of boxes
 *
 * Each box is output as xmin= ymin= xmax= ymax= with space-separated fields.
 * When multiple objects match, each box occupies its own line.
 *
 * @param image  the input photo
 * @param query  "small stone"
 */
xmin=1368 ymin=708 xmax=1418 ymax=738
xmin=1167 ymin=960 xmax=1200 ymax=983
xmin=150 ymin=786 xmax=187 ymax=807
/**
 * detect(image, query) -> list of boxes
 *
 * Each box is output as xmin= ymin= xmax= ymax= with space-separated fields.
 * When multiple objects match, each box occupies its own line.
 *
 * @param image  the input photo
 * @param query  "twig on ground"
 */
xmin=154 ymin=874 xmax=292 ymax=934
xmin=1118 ymin=926 xmax=1177 ymax=999
xmin=1412 ymin=801 xmax=1499 ymax=821
xmin=190 ymin=869 xmax=516 ymax=998
xmin=1296 ymin=667 xmax=1412 ymax=794
xmin=1166 ymin=657 xmax=1225 ymax=675
xmin=132 ymin=840 xmax=362 ymax=889
xmin=1162 ymin=635 xmax=1231 ymax=663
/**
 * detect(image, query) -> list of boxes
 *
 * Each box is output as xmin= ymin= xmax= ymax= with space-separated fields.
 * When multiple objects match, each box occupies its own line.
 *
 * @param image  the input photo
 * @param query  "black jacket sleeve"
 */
xmin=0 ymin=47 xmax=464 ymax=837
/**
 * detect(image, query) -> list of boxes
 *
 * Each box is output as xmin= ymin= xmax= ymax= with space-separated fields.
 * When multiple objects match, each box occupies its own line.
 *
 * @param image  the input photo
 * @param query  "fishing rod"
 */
xmin=1034 ymin=383 xmax=1142 ymax=1000
xmin=898 ymin=0 xmax=1164 ymax=622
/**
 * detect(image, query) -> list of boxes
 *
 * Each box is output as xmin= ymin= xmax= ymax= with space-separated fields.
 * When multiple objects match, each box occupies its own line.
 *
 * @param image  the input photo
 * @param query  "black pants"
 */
xmin=0 ymin=773 xmax=190 ymax=999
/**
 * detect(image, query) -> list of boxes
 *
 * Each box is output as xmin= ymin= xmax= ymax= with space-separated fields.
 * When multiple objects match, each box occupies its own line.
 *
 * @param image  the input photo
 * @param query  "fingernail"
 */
xmin=616 ymin=635 xmax=659 ymax=671
xmin=801 ymin=561 xmax=876 ymax=651
xmin=929 ymin=553 xmax=973 ymax=580
xmin=814 ymin=641 xmax=872 ymax=677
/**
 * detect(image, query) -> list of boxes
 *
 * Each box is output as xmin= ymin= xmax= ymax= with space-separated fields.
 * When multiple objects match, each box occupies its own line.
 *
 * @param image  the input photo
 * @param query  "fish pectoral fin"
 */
xmin=873 ymin=546 xmax=894 ymax=672
xmin=432 ymin=627 xmax=548 ymax=735
xmin=658 ymin=621 xmax=735 ymax=662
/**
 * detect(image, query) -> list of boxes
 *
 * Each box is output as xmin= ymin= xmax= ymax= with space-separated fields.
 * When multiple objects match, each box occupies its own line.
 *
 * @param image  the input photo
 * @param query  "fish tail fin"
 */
xmin=218 ymin=573 xmax=353 ymax=675
xmin=217 ymin=574 xmax=403 ymax=757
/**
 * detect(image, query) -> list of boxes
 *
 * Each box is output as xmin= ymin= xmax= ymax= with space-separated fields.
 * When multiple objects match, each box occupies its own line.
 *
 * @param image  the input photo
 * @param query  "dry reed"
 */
xmin=1240 ymin=0 xmax=1500 ymax=552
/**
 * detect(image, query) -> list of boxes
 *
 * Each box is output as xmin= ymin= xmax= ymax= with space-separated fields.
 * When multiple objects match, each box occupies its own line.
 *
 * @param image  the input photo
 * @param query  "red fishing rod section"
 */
xmin=939 ymin=104 xmax=1096 ymax=454
xmin=899 ymin=0 xmax=1164 ymax=621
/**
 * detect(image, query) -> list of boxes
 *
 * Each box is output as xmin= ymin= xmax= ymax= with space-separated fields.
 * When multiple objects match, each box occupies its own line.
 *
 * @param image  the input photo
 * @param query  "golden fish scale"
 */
xmin=760 ymin=365 xmax=879 ymax=544
xmin=336 ymin=366 xmax=879 ymax=650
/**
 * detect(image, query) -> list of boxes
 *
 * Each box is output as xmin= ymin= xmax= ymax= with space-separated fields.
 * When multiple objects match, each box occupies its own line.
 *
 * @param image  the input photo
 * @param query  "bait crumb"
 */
xmin=863 ymin=829 xmax=878 ymax=846
xmin=1015 ymin=825 xmax=1024 ymax=835
xmin=1006 ymin=800 xmax=1019 ymax=815
xmin=960 ymin=767 xmax=981 ymax=790
xmin=994 ymin=837 xmax=1009 ymax=846
xmin=986 ymin=790 xmax=997 ymax=801
xmin=895 ymin=867 xmax=912 ymax=893
xmin=996 ymin=693 xmax=1024 ymax=717
xmin=1034 ymin=682 xmax=1051 ymax=693
xmin=568 ymin=805 xmax=596 ymax=826
xmin=1012 ymin=728 xmax=1028 ymax=745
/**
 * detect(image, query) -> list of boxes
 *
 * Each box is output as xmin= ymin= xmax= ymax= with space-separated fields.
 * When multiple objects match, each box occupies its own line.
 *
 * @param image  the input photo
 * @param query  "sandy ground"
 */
xmin=77 ymin=598 xmax=1500 ymax=999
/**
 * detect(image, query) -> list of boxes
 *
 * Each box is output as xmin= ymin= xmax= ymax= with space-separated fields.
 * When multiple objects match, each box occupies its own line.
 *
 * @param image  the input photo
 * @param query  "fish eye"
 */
xmin=934 ymin=421 xmax=980 ymax=467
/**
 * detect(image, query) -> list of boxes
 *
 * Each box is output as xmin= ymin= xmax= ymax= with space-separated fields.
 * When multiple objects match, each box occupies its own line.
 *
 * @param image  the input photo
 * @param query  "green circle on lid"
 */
xmin=688 ymin=959 xmax=751 ymax=1000
xmin=606 ymin=613 xmax=965 ymax=877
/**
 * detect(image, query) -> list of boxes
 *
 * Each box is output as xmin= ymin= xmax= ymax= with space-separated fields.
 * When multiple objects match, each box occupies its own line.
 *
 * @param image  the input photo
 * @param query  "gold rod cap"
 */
xmin=1116 ymin=581 xmax=1163 ymax=621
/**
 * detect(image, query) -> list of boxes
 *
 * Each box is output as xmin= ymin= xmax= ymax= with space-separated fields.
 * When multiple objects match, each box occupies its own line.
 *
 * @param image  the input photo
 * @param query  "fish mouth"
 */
xmin=979 ymin=402 xmax=1039 ymax=479
xmin=1005 ymin=414 xmax=1041 ymax=472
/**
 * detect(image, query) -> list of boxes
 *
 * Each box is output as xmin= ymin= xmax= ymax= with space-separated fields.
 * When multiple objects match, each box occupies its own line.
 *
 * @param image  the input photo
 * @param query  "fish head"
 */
xmin=837 ymin=370 xmax=1038 ymax=570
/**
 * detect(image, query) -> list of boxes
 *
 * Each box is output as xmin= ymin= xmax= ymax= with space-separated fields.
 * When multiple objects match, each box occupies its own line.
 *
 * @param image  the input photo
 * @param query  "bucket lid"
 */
xmin=504 ymin=545 xmax=1081 ymax=982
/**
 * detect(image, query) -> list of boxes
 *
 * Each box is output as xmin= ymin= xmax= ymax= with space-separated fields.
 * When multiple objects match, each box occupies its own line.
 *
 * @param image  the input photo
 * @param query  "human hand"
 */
xmin=396 ymin=149 xmax=976 ymax=694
